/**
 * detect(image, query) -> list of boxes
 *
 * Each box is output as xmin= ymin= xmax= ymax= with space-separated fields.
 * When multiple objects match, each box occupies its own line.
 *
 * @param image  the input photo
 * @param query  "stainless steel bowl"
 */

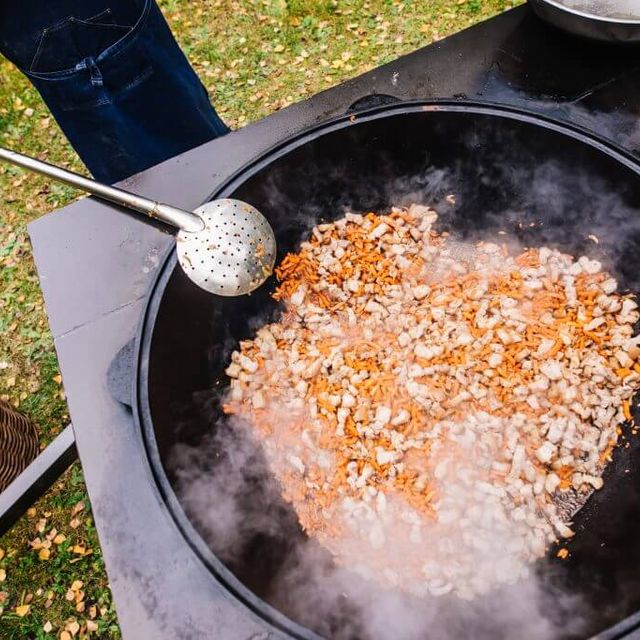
xmin=528 ymin=0 xmax=640 ymax=43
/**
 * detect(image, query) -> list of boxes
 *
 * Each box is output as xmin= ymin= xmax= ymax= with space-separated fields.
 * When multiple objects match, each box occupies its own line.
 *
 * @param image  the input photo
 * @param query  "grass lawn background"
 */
xmin=0 ymin=1 xmax=521 ymax=637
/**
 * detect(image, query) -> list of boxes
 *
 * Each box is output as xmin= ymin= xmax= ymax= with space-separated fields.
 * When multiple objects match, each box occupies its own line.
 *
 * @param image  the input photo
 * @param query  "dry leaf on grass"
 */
xmin=38 ymin=548 xmax=50 ymax=561
xmin=69 ymin=549 xmax=92 ymax=564
xmin=43 ymin=620 xmax=52 ymax=633
xmin=86 ymin=619 xmax=99 ymax=632
xmin=15 ymin=604 xmax=30 ymax=617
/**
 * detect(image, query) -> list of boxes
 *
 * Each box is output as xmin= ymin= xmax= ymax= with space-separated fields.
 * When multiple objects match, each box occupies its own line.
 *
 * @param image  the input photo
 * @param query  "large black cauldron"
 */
xmin=132 ymin=103 xmax=640 ymax=639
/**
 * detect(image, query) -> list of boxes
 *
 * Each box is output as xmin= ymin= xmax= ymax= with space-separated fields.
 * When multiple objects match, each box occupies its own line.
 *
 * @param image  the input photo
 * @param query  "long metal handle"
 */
xmin=0 ymin=146 xmax=203 ymax=233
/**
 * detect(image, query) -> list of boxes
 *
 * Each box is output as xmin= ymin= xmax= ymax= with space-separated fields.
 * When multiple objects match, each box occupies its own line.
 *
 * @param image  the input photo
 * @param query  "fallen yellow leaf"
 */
xmin=0 ymin=569 xmax=6 ymax=582
xmin=53 ymin=374 xmax=62 ymax=384
xmin=70 ymin=580 xmax=83 ymax=591
xmin=66 ymin=620 xmax=80 ymax=636
xmin=53 ymin=534 xmax=66 ymax=545
xmin=71 ymin=545 xmax=86 ymax=555
xmin=43 ymin=620 xmax=52 ymax=633
xmin=65 ymin=589 xmax=75 ymax=602
xmin=38 ymin=548 xmax=50 ymax=561
xmin=86 ymin=620 xmax=99 ymax=632
xmin=0 ymin=548 xmax=4 ymax=560
xmin=60 ymin=632 xmax=71 ymax=640
xmin=273 ymin=43 xmax=284 ymax=52
xmin=71 ymin=501 xmax=85 ymax=516
xmin=15 ymin=604 xmax=30 ymax=617
xmin=69 ymin=518 xmax=81 ymax=529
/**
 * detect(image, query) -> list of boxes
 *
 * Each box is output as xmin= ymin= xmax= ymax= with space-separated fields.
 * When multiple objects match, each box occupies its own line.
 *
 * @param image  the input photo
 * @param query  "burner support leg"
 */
xmin=0 ymin=424 xmax=77 ymax=536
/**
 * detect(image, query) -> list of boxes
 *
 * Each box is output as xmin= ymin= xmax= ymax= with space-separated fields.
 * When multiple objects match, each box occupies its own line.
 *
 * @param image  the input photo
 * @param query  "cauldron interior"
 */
xmin=142 ymin=106 xmax=640 ymax=639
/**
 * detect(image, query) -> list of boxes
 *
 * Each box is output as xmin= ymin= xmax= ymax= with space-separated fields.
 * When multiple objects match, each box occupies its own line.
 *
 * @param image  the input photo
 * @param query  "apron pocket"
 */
xmin=30 ymin=8 xmax=133 ymax=73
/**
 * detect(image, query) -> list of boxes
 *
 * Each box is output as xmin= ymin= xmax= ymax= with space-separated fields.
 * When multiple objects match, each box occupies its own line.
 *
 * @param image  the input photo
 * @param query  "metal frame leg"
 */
xmin=0 ymin=424 xmax=77 ymax=536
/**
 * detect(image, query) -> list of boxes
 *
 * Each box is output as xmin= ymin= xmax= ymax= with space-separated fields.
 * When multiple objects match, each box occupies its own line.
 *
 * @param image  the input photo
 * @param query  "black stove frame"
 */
xmin=2 ymin=5 xmax=640 ymax=638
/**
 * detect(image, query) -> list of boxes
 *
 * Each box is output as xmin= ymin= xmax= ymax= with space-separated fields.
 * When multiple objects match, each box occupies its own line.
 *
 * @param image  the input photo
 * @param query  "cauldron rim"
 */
xmin=132 ymin=99 xmax=640 ymax=640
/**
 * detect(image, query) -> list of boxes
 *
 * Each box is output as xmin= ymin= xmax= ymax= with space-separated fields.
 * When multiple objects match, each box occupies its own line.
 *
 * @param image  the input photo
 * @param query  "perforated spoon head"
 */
xmin=176 ymin=199 xmax=277 ymax=296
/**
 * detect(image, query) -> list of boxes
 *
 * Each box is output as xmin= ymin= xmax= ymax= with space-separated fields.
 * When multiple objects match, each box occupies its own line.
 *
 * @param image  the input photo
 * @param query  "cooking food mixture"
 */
xmin=223 ymin=204 xmax=640 ymax=599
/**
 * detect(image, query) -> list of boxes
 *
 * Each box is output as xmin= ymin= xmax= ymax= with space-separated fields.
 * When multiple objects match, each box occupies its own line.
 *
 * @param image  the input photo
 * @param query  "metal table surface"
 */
xmin=27 ymin=5 xmax=640 ymax=639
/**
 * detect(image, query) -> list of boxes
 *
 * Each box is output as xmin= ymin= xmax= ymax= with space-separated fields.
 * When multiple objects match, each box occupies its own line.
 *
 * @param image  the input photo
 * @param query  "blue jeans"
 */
xmin=0 ymin=0 xmax=229 ymax=183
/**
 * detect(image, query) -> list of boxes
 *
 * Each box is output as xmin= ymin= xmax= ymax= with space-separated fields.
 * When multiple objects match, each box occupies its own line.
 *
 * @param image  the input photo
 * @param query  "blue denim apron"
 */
xmin=0 ymin=0 xmax=229 ymax=183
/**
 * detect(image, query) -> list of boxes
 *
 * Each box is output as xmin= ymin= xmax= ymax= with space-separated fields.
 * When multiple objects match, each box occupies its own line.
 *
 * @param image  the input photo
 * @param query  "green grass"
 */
xmin=0 ymin=466 xmax=118 ymax=639
xmin=0 ymin=0 xmax=521 ymax=636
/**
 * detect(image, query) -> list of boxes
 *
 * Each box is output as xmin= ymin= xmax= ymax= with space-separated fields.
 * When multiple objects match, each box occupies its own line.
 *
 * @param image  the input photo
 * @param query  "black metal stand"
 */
xmin=0 ymin=425 xmax=77 ymax=536
xmin=17 ymin=5 xmax=640 ymax=638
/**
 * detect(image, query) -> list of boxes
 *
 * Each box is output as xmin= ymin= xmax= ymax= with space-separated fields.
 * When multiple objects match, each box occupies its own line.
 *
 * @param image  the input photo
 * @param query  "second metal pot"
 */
xmin=528 ymin=0 xmax=640 ymax=43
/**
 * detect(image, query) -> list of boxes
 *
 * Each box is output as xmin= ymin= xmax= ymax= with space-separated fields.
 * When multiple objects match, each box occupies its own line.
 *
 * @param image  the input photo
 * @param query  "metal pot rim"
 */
xmin=537 ymin=0 xmax=640 ymax=25
xmin=132 ymin=99 xmax=640 ymax=639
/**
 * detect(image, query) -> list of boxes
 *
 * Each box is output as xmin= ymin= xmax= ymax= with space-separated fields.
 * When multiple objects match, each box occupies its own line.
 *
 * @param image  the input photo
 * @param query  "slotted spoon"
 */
xmin=0 ymin=146 xmax=276 ymax=297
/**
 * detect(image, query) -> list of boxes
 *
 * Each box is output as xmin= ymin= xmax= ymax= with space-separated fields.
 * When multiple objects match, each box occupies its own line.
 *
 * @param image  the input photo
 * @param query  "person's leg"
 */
xmin=0 ymin=0 xmax=229 ymax=183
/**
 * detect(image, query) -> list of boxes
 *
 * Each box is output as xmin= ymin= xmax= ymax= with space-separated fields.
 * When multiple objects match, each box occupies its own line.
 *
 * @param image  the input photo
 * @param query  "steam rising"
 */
xmin=169 ymin=120 xmax=640 ymax=639
xmin=171 ymin=415 xmax=587 ymax=640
